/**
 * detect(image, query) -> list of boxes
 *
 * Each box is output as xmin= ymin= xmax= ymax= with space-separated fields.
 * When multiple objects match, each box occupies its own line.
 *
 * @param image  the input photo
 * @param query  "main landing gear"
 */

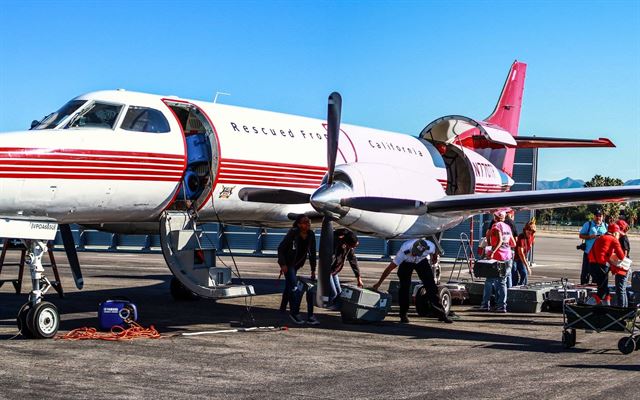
xmin=16 ymin=240 xmax=60 ymax=339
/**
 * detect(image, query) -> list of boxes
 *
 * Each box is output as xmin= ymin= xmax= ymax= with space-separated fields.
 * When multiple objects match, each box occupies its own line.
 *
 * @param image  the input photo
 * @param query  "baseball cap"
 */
xmin=594 ymin=209 xmax=603 ymax=216
xmin=494 ymin=210 xmax=506 ymax=219
xmin=607 ymin=223 xmax=620 ymax=233
xmin=617 ymin=220 xmax=629 ymax=231
xmin=411 ymin=239 xmax=429 ymax=256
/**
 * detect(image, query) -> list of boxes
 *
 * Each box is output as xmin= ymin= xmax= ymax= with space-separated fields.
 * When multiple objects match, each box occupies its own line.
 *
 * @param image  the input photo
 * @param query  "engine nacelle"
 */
xmin=332 ymin=163 xmax=449 ymax=237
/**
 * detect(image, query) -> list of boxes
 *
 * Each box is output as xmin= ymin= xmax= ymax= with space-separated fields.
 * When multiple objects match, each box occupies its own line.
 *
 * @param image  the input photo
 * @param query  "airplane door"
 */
xmin=163 ymin=100 xmax=219 ymax=211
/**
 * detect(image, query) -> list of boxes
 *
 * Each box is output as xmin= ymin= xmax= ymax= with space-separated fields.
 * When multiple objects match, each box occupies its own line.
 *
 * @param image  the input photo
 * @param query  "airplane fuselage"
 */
xmin=0 ymin=89 xmax=507 ymax=238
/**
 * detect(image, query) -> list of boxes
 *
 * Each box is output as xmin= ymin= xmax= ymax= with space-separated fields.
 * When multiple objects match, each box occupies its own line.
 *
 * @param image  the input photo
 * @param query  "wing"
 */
xmin=340 ymin=186 xmax=640 ymax=217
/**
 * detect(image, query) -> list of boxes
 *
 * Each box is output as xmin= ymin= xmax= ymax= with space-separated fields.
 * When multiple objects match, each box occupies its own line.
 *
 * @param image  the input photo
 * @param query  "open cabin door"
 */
xmin=163 ymin=100 xmax=219 ymax=211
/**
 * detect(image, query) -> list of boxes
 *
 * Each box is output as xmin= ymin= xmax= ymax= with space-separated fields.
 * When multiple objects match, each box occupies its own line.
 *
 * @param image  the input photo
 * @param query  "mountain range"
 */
xmin=536 ymin=177 xmax=640 ymax=190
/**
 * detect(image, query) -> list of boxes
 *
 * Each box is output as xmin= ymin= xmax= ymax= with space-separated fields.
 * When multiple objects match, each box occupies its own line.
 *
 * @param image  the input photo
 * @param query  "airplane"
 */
xmin=1 ymin=60 xmax=638 ymax=339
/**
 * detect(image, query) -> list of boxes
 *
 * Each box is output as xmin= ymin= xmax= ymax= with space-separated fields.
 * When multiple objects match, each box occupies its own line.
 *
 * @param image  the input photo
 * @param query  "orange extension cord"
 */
xmin=56 ymin=320 xmax=161 ymax=341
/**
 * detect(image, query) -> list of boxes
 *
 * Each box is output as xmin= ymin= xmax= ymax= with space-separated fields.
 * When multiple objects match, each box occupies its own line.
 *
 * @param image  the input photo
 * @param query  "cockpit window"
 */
xmin=68 ymin=102 xmax=123 ymax=129
xmin=121 ymin=106 xmax=170 ymax=133
xmin=31 ymin=100 xmax=87 ymax=130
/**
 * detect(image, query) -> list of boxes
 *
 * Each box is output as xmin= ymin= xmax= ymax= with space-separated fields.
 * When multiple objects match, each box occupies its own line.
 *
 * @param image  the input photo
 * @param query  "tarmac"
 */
xmin=1 ymin=231 xmax=639 ymax=399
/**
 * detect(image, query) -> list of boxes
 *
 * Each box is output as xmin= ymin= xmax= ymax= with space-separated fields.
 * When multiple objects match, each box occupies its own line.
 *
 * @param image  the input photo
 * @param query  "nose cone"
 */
xmin=310 ymin=181 xmax=352 ymax=218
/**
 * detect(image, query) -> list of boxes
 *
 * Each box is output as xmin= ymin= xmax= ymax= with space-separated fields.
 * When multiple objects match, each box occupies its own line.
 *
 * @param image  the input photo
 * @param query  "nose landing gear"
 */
xmin=16 ymin=240 xmax=60 ymax=339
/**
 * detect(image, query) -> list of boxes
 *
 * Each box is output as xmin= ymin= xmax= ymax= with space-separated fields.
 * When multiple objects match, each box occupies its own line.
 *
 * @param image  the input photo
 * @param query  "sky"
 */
xmin=0 ymin=0 xmax=638 ymax=182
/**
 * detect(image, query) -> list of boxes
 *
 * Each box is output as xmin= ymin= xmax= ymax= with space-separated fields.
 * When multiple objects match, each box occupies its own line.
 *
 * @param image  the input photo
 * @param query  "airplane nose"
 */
xmin=310 ymin=181 xmax=352 ymax=218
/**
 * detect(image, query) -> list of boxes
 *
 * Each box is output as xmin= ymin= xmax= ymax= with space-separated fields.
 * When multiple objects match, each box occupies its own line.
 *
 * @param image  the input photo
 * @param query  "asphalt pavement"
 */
xmin=0 ymin=231 xmax=638 ymax=399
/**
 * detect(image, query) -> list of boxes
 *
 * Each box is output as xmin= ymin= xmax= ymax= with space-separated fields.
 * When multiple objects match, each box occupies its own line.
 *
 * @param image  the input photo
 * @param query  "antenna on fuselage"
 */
xmin=214 ymin=92 xmax=230 ymax=103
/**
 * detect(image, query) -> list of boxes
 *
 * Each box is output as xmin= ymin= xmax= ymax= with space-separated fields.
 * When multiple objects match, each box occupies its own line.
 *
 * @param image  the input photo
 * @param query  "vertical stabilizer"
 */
xmin=483 ymin=61 xmax=527 ymax=176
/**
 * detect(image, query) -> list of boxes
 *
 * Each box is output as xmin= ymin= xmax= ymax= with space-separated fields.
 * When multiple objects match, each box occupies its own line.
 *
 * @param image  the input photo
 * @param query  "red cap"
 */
xmin=617 ymin=220 xmax=629 ymax=231
xmin=608 ymin=223 xmax=620 ymax=233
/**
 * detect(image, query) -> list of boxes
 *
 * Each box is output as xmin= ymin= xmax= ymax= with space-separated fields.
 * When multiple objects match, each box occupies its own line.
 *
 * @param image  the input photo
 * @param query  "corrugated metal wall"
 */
xmin=2 ymin=149 xmax=536 ymax=261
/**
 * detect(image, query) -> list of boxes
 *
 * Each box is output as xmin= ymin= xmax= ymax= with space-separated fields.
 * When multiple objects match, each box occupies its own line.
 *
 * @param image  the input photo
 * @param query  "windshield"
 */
xmin=67 ymin=102 xmax=123 ymax=129
xmin=31 ymin=100 xmax=87 ymax=130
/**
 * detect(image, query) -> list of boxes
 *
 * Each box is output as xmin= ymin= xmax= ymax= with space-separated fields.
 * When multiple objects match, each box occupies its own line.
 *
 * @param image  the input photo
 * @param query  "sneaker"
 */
xmin=495 ymin=307 xmax=507 ymax=313
xmin=399 ymin=314 xmax=410 ymax=323
xmin=306 ymin=315 xmax=320 ymax=325
xmin=289 ymin=314 xmax=305 ymax=325
xmin=474 ymin=305 xmax=490 ymax=311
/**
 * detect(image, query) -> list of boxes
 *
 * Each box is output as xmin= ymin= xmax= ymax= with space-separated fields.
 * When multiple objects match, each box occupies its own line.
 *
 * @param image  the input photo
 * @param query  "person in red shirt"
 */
xmin=587 ymin=223 xmax=626 ymax=305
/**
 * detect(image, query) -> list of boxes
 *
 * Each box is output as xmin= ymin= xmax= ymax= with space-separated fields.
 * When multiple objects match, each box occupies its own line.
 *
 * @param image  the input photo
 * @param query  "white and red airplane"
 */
xmin=1 ymin=60 xmax=638 ymax=338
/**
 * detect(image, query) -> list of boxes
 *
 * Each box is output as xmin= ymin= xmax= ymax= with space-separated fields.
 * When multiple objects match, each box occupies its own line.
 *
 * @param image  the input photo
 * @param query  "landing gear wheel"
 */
xmin=617 ymin=336 xmax=635 ymax=355
xmin=415 ymin=286 xmax=451 ymax=317
xmin=26 ymin=301 xmax=59 ymax=339
xmin=562 ymin=329 xmax=576 ymax=349
xmin=17 ymin=303 xmax=35 ymax=338
xmin=170 ymin=277 xmax=200 ymax=301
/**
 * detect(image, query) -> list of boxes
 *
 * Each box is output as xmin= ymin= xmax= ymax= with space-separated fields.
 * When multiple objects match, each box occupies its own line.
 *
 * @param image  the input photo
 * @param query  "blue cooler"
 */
xmin=98 ymin=299 xmax=138 ymax=331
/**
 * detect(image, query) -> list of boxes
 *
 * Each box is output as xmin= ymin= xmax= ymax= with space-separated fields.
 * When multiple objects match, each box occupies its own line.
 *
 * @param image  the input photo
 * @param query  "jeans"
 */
xmin=615 ymin=273 xmax=629 ymax=308
xmin=481 ymin=260 xmax=512 ymax=309
xmin=589 ymin=262 xmax=610 ymax=301
xmin=580 ymin=252 xmax=591 ymax=284
xmin=512 ymin=259 xmax=528 ymax=286
xmin=328 ymin=274 xmax=341 ymax=307
xmin=284 ymin=267 xmax=314 ymax=316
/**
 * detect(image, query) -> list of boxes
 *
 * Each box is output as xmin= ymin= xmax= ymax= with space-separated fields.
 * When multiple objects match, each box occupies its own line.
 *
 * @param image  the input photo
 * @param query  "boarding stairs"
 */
xmin=159 ymin=211 xmax=255 ymax=299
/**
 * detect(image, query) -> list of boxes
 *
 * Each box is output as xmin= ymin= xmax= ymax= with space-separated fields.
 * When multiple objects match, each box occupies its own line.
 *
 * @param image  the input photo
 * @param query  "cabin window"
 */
xmin=32 ymin=100 xmax=87 ymax=130
xmin=121 ymin=106 xmax=170 ymax=133
xmin=68 ymin=102 xmax=123 ymax=129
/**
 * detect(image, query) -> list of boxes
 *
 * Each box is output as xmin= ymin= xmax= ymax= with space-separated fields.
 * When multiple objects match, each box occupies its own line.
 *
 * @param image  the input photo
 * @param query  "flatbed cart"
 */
xmin=562 ymin=298 xmax=640 ymax=354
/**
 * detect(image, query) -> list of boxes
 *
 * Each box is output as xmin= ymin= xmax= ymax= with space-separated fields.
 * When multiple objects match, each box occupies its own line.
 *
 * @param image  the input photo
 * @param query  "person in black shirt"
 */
xmin=327 ymin=228 xmax=363 ymax=309
xmin=614 ymin=219 xmax=631 ymax=307
xmin=277 ymin=215 xmax=317 ymax=325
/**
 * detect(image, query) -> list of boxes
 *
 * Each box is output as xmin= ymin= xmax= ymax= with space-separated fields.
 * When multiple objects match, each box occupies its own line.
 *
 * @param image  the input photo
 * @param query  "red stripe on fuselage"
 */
xmin=220 ymin=158 xmax=326 ymax=172
xmin=0 ymin=173 xmax=180 ymax=181
xmin=0 ymin=148 xmax=184 ymax=161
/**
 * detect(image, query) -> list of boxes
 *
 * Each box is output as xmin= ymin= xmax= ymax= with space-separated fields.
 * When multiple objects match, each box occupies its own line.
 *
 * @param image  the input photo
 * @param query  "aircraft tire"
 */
xmin=26 ymin=301 xmax=59 ymax=339
xmin=170 ymin=277 xmax=200 ymax=301
xmin=17 ymin=302 xmax=35 ymax=339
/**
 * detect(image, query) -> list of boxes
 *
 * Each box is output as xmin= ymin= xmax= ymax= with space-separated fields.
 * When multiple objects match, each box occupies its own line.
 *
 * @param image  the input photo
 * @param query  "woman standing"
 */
xmin=277 ymin=215 xmax=317 ymax=325
xmin=512 ymin=220 xmax=537 ymax=286
xmin=611 ymin=219 xmax=631 ymax=307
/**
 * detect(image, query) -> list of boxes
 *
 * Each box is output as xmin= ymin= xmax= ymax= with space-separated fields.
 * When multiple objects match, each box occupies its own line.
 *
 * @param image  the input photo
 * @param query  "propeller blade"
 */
xmin=237 ymin=188 xmax=311 ymax=204
xmin=59 ymin=224 xmax=83 ymax=290
xmin=315 ymin=216 xmax=334 ymax=308
xmin=326 ymin=92 xmax=342 ymax=186
xmin=340 ymin=196 xmax=428 ymax=215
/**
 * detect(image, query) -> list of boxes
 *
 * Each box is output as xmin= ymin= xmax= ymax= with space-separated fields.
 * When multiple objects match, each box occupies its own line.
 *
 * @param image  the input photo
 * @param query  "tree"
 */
xmin=624 ymin=202 xmax=639 ymax=227
xmin=584 ymin=175 xmax=624 ymax=220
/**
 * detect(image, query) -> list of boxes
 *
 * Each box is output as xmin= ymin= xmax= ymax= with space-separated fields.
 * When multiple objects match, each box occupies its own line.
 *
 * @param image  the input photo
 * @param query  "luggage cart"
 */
xmin=562 ymin=298 xmax=640 ymax=354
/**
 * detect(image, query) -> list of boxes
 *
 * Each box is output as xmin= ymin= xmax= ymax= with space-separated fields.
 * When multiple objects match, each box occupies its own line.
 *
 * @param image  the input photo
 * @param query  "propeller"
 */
xmin=238 ymin=188 xmax=310 ymax=204
xmin=313 ymin=92 xmax=342 ymax=308
xmin=340 ymin=196 xmax=428 ymax=215
xmin=59 ymin=224 xmax=83 ymax=289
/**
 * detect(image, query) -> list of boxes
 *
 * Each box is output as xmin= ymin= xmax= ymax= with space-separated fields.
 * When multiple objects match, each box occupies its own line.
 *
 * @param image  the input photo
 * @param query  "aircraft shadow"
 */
xmin=558 ymin=364 xmax=640 ymax=371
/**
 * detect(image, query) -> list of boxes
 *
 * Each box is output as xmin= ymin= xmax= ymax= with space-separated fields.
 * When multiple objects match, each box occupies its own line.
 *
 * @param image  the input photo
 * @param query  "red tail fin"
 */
xmin=484 ymin=61 xmax=527 ymax=176
xmin=485 ymin=61 xmax=527 ymax=134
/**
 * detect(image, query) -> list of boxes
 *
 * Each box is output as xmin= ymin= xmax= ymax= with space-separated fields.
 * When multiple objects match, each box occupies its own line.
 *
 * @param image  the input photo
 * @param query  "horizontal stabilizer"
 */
xmin=514 ymin=136 xmax=615 ymax=148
